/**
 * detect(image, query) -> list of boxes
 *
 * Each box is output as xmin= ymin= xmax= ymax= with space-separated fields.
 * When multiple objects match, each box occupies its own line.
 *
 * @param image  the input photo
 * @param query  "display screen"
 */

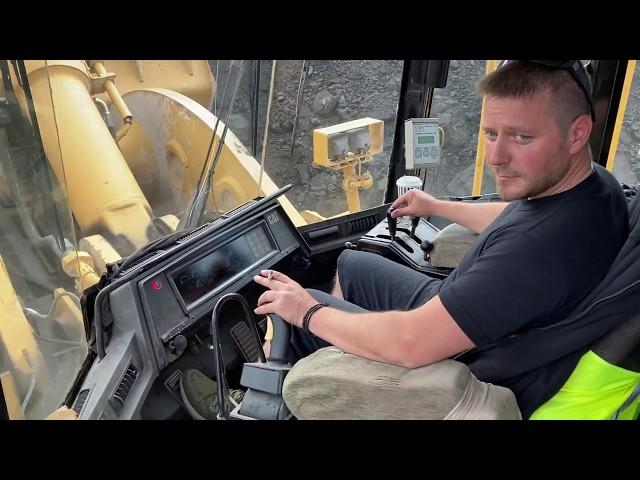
xmin=172 ymin=224 xmax=277 ymax=306
xmin=417 ymin=134 xmax=435 ymax=145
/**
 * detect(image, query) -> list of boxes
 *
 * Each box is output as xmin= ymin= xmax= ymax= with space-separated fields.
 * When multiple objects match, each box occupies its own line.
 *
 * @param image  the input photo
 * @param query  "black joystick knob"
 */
xmin=410 ymin=216 xmax=420 ymax=238
xmin=387 ymin=207 xmax=397 ymax=241
xmin=420 ymin=239 xmax=434 ymax=261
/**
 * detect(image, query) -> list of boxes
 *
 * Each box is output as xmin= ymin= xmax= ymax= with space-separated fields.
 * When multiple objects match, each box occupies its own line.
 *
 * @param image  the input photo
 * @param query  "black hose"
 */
xmin=210 ymin=292 xmax=266 ymax=419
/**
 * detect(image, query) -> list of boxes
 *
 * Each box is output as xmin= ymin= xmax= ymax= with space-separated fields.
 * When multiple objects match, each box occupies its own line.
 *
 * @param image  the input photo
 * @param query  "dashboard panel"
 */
xmin=74 ymin=188 xmax=307 ymax=419
xmin=138 ymin=203 xmax=303 ymax=351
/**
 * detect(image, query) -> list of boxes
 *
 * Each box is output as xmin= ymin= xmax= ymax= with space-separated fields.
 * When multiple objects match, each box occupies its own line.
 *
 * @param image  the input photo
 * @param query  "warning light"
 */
xmin=151 ymin=280 xmax=162 ymax=291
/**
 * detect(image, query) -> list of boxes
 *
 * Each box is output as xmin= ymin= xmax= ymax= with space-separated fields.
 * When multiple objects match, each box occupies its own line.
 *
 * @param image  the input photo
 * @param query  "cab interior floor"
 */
xmin=141 ymin=344 xmax=219 ymax=420
xmin=141 ymin=314 xmax=267 ymax=420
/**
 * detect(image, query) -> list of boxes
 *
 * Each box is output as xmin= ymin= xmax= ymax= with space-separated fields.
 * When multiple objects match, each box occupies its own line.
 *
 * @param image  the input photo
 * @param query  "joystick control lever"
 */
xmin=410 ymin=216 xmax=420 ymax=238
xmin=387 ymin=207 xmax=397 ymax=241
xmin=420 ymin=239 xmax=434 ymax=262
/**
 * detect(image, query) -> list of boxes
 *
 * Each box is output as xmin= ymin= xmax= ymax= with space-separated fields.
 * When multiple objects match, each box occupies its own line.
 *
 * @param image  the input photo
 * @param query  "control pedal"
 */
xmin=164 ymin=369 xmax=184 ymax=406
xmin=230 ymin=321 xmax=262 ymax=363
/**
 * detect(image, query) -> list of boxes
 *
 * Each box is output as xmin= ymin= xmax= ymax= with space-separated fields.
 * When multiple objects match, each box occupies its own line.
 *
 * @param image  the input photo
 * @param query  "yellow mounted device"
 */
xmin=312 ymin=118 xmax=383 ymax=213
xmin=312 ymin=117 xmax=383 ymax=168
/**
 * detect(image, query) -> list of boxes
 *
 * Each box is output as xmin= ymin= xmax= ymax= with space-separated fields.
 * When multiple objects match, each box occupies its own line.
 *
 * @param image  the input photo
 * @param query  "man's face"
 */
xmin=482 ymin=90 xmax=573 ymax=201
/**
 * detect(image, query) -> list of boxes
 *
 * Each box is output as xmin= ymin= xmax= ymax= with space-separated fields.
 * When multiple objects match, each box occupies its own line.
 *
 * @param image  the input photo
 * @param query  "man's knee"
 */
xmin=332 ymin=250 xmax=348 ymax=299
xmin=334 ymin=249 xmax=375 ymax=299
xmin=335 ymin=249 xmax=366 ymax=280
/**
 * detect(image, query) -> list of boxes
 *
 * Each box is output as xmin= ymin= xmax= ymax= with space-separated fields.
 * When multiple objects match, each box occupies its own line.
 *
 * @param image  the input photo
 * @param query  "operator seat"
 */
xmin=281 ymin=191 xmax=640 ymax=420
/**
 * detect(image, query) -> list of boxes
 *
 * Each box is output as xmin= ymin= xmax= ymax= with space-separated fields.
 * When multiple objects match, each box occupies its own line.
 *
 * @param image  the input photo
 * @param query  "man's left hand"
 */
xmin=253 ymin=270 xmax=317 ymax=328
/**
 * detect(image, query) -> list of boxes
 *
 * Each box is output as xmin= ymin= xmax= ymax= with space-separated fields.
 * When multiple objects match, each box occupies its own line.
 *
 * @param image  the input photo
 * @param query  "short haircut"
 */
xmin=477 ymin=61 xmax=591 ymax=133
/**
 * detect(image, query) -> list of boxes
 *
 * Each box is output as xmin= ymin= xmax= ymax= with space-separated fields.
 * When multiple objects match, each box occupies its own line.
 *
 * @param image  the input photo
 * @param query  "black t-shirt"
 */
xmin=439 ymin=164 xmax=628 ymax=418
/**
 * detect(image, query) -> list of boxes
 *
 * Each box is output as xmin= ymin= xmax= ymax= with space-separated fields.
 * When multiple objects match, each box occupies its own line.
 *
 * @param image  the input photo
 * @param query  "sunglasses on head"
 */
xmin=499 ymin=60 xmax=595 ymax=122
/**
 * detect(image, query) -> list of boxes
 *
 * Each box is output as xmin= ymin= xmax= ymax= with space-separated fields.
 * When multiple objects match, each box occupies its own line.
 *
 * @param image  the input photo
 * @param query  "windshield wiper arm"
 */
xmin=180 ymin=60 xmax=246 ymax=231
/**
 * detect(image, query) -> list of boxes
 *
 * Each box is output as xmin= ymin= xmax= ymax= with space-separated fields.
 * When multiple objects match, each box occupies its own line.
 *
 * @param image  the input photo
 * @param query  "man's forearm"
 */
xmin=307 ymin=307 xmax=414 ymax=367
xmin=431 ymin=200 xmax=508 ymax=233
xmin=296 ymin=294 xmax=474 ymax=368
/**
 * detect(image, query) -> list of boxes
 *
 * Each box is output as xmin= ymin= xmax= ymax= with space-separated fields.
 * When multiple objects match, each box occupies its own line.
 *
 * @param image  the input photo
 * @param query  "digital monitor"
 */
xmin=172 ymin=224 xmax=277 ymax=306
xmin=417 ymin=134 xmax=435 ymax=145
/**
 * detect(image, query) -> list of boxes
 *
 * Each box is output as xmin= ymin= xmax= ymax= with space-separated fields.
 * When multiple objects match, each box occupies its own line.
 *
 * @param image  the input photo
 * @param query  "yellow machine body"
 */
xmin=0 ymin=255 xmax=48 ymax=419
xmin=116 ymin=88 xmax=306 ymax=226
xmin=96 ymin=60 xmax=215 ymax=111
xmin=22 ymin=60 xmax=155 ymax=251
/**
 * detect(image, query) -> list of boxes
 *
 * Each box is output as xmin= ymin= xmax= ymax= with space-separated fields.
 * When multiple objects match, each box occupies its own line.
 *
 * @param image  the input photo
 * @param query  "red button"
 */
xmin=151 ymin=280 xmax=162 ymax=291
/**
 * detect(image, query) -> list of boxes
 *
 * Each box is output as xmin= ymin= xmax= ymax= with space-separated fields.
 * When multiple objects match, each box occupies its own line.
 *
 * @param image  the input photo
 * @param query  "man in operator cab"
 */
xmin=182 ymin=60 xmax=629 ymax=420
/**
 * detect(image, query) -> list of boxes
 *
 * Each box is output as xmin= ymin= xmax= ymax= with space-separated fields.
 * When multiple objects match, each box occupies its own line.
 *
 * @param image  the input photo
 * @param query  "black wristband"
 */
xmin=302 ymin=303 xmax=329 ymax=333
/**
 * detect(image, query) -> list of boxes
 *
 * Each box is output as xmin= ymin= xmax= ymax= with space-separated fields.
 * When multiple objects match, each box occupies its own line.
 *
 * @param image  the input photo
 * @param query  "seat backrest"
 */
xmin=530 ymin=309 xmax=640 ymax=419
xmin=592 ymin=307 xmax=640 ymax=419
xmin=531 ymin=189 xmax=640 ymax=419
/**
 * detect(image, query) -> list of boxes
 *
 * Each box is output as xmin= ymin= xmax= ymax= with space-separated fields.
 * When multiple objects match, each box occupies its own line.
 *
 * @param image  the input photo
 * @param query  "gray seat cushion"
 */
xmin=283 ymin=347 xmax=521 ymax=420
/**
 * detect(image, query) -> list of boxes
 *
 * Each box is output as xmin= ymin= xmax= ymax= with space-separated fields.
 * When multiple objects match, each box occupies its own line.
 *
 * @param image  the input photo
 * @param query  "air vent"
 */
xmin=176 ymin=222 xmax=213 ymax=244
xmin=73 ymin=389 xmax=90 ymax=415
xmin=111 ymin=364 xmax=138 ymax=412
xmin=349 ymin=214 xmax=378 ymax=233
xmin=224 ymin=200 xmax=257 ymax=218
xmin=118 ymin=251 xmax=165 ymax=276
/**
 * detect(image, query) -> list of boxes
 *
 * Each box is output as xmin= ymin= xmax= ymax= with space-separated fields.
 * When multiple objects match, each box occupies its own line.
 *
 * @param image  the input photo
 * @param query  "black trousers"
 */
xmin=288 ymin=249 xmax=443 ymax=362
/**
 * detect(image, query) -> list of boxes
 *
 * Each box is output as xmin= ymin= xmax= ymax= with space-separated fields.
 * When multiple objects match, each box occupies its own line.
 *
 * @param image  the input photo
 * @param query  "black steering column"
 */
xmin=211 ymin=293 xmax=292 ymax=420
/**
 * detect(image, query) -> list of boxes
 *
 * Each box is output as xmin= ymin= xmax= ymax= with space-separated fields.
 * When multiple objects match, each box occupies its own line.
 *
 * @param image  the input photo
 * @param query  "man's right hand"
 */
xmin=390 ymin=189 xmax=440 ymax=219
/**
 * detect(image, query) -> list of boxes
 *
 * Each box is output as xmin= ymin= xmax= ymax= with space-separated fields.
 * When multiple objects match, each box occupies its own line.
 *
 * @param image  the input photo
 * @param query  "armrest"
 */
xmin=429 ymin=223 xmax=478 ymax=269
